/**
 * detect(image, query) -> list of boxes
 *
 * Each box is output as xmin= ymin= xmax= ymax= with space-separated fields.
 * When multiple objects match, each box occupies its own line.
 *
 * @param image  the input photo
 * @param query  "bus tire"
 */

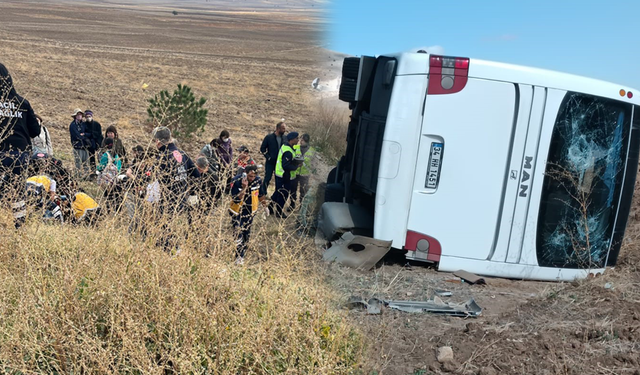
xmin=327 ymin=167 xmax=337 ymax=184
xmin=324 ymin=183 xmax=345 ymax=203
xmin=342 ymin=57 xmax=361 ymax=80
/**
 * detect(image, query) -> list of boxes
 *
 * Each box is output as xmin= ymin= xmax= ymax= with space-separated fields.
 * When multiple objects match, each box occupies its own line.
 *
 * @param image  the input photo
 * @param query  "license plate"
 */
xmin=425 ymin=142 xmax=443 ymax=189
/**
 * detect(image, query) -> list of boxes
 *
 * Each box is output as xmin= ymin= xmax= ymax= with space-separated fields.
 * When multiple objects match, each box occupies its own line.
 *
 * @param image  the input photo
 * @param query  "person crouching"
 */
xmin=229 ymin=165 xmax=265 ymax=264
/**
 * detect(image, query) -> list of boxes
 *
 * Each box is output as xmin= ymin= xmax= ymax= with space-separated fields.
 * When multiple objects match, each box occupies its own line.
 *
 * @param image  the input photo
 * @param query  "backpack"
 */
xmin=98 ymin=152 xmax=119 ymax=187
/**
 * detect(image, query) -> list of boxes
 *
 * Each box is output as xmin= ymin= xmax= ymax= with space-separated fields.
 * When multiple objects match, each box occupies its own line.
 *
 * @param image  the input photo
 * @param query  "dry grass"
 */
xmin=305 ymin=101 xmax=349 ymax=165
xmin=0 ymin=187 xmax=363 ymax=374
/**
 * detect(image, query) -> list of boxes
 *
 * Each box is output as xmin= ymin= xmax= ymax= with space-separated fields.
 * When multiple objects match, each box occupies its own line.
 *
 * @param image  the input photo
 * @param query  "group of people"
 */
xmin=0 ymin=63 xmax=317 ymax=264
xmin=68 ymin=108 xmax=126 ymax=178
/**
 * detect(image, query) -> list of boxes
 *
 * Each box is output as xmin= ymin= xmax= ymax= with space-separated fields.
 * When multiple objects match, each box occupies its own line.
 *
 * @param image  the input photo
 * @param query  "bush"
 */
xmin=305 ymin=101 xmax=350 ymax=165
xmin=147 ymin=84 xmax=208 ymax=140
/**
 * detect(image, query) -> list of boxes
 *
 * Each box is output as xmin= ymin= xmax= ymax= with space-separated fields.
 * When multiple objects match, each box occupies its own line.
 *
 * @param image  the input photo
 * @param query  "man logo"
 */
xmin=519 ymin=156 xmax=533 ymax=197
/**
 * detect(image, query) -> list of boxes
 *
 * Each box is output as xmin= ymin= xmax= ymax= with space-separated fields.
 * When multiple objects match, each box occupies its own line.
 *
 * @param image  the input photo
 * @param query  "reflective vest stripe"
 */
xmin=275 ymin=144 xmax=295 ymax=178
xmin=229 ymin=187 xmax=260 ymax=215
xmin=299 ymin=147 xmax=316 ymax=176
xmin=27 ymin=175 xmax=52 ymax=192
xmin=290 ymin=144 xmax=302 ymax=180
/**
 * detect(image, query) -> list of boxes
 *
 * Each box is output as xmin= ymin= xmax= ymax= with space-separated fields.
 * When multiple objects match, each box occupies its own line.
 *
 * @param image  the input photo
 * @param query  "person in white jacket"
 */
xmin=31 ymin=114 xmax=53 ymax=156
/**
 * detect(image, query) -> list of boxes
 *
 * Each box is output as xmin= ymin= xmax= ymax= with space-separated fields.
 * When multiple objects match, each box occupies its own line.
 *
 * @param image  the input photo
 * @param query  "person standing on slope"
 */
xmin=0 ymin=63 xmax=41 ymax=227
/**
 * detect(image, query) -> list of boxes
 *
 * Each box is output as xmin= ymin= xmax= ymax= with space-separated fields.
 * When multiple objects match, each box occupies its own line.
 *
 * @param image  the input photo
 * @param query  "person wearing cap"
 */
xmin=271 ymin=131 xmax=300 ymax=218
xmin=1 ymin=63 xmax=41 ymax=227
xmin=259 ymin=121 xmax=287 ymax=195
xmin=31 ymin=114 xmax=53 ymax=156
xmin=83 ymin=109 xmax=103 ymax=170
xmin=69 ymin=108 xmax=91 ymax=177
xmin=229 ymin=164 xmax=265 ymax=264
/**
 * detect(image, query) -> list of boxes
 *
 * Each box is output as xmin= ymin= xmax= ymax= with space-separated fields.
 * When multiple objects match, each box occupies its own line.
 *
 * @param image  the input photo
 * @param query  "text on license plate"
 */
xmin=425 ymin=142 xmax=443 ymax=189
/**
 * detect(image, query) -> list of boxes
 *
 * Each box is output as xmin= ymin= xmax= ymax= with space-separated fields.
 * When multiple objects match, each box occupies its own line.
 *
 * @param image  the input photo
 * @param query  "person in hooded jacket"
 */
xmin=152 ymin=126 xmax=200 ymax=253
xmin=0 ymin=63 xmax=41 ymax=227
xmin=83 ymin=109 xmax=103 ymax=170
xmin=31 ymin=114 xmax=53 ymax=156
xmin=214 ymin=130 xmax=233 ymax=168
xmin=102 ymin=125 xmax=127 ymax=164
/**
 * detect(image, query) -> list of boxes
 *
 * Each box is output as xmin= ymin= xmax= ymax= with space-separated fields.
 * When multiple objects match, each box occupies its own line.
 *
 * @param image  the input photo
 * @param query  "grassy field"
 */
xmin=2 ymin=1 xmax=640 ymax=374
xmin=0 ymin=1 xmax=365 ymax=373
xmin=0 ymin=0 xmax=324 ymax=160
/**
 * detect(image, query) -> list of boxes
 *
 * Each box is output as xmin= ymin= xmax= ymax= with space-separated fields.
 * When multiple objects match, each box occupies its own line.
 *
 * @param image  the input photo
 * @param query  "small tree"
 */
xmin=147 ymin=84 xmax=208 ymax=140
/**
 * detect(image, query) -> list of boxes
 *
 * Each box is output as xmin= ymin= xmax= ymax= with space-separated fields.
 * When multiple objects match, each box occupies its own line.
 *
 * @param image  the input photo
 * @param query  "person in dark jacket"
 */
xmin=194 ymin=155 xmax=222 ymax=210
xmin=83 ymin=109 xmax=103 ymax=170
xmin=259 ymin=121 xmax=286 ymax=195
xmin=270 ymin=132 xmax=299 ymax=218
xmin=69 ymin=108 xmax=91 ymax=177
xmin=152 ymin=126 xmax=200 ymax=253
xmin=102 ymin=125 xmax=127 ymax=164
xmin=229 ymin=164 xmax=265 ymax=264
xmin=0 ymin=62 xmax=41 ymax=226
xmin=153 ymin=126 xmax=200 ymax=209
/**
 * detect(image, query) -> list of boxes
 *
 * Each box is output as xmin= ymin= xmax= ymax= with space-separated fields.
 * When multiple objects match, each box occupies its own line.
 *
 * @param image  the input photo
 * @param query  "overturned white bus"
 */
xmin=321 ymin=51 xmax=640 ymax=281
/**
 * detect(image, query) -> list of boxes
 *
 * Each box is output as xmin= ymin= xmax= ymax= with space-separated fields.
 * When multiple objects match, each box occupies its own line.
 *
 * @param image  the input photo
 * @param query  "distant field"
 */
xmin=0 ymin=0 xmax=325 ymax=161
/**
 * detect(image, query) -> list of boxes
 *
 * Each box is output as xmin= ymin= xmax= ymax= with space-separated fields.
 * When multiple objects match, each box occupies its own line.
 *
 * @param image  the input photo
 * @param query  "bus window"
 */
xmin=537 ymin=93 xmax=632 ymax=269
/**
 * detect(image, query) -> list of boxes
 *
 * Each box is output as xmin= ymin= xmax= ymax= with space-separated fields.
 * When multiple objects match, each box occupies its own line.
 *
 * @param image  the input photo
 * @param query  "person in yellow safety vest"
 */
xmin=26 ymin=175 xmax=57 ymax=200
xmin=295 ymin=133 xmax=316 ymax=203
xmin=270 ymin=132 xmax=300 ymax=218
xmin=229 ymin=165 xmax=265 ymax=264
xmin=288 ymin=142 xmax=303 ymax=211
xmin=71 ymin=192 xmax=100 ymax=224
xmin=26 ymin=174 xmax=64 ymax=222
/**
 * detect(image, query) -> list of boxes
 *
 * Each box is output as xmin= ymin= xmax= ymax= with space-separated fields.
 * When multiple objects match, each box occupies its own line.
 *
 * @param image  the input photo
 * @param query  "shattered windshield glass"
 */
xmin=537 ymin=93 xmax=632 ymax=269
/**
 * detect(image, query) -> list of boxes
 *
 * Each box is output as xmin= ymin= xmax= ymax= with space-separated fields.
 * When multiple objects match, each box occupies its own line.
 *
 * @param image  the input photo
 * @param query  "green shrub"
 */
xmin=147 ymin=84 xmax=208 ymax=140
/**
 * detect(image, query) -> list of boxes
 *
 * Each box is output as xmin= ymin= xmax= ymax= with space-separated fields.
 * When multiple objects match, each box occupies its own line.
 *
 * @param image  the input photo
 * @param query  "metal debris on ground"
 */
xmin=345 ymin=296 xmax=383 ymax=315
xmin=386 ymin=298 xmax=482 ymax=317
xmin=434 ymin=289 xmax=452 ymax=297
xmin=366 ymin=298 xmax=383 ymax=315
xmin=346 ymin=295 xmax=482 ymax=317
xmin=453 ymin=270 xmax=487 ymax=285
xmin=323 ymin=232 xmax=392 ymax=270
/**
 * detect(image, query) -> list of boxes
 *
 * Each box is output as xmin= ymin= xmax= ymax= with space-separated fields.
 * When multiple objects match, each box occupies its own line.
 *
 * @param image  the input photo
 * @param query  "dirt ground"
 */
xmin=0 ymin=0 xmax=325 ymax=163
xmin=328 ymin=183 xmax=640 ymax=374
xmin=3 ymin=2 xmax=640 ymax=374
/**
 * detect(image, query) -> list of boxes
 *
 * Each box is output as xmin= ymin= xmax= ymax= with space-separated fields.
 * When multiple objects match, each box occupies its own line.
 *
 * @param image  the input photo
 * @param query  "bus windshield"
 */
xmin=537 ymin=92 xmax=632 ymax=269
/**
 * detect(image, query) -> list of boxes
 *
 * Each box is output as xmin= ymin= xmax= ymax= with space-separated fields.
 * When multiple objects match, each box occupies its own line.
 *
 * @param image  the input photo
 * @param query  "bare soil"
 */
xmin=329 ymin=184 xmax=640 ymax=374
xmin=3 ymin=2 xmax=639 ymax=374
xmin=0 ymin=0 xmax=324 ymax=162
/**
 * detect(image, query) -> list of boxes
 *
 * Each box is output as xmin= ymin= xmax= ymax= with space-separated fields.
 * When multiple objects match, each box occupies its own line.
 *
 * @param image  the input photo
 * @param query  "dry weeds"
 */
xmin=0 ymin=191 xmax=364 ymax=373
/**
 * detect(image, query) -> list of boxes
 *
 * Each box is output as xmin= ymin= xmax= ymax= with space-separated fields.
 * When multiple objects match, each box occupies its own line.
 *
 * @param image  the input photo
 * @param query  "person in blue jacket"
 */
xmin=68 ymin=108 xmax=91 ymax=177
